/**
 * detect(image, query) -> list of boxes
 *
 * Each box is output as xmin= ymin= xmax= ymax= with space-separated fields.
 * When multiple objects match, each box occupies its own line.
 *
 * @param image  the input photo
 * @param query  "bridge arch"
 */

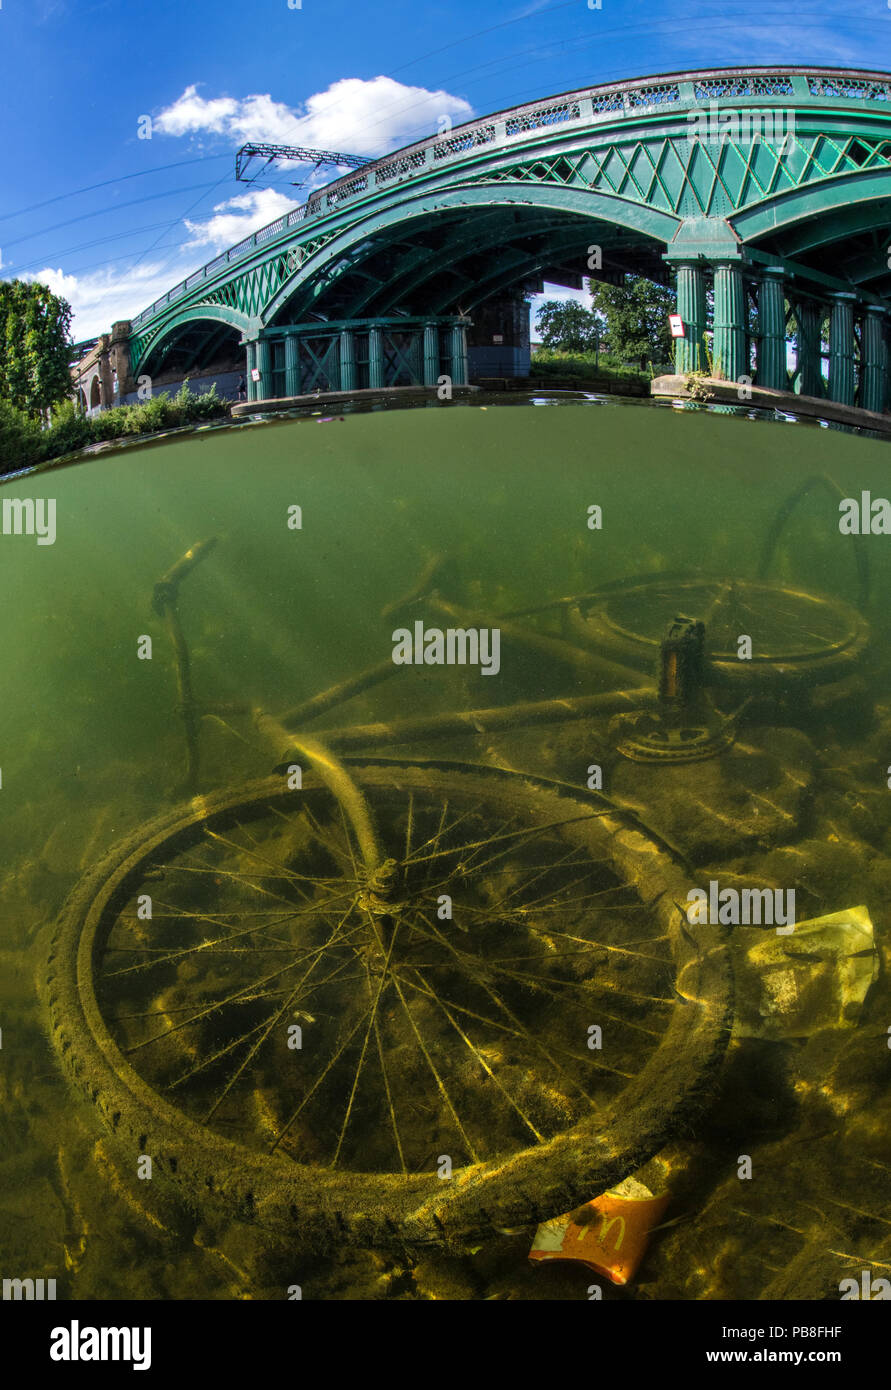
xmin=259 ymin=187 xmax=681 ymax=329
xmin=121 ymin=67 xmax=891 ymax=411
xmin=731 ymin=169 xmax=891 ymax=249
xmin=131 ymin=304 xmax=251 ymax=380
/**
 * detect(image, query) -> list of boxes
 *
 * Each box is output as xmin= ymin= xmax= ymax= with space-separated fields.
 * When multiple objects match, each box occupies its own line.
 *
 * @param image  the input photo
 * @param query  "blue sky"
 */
xmin=0 ymin=0 xmax=887 ymax=338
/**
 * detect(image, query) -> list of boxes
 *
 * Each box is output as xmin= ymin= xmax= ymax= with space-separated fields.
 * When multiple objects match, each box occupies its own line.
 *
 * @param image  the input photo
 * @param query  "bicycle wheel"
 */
xmin=43 ymin=761 xmax=730 ymax=1247
xmin=566 ymin=576 xmax=868 ymax=693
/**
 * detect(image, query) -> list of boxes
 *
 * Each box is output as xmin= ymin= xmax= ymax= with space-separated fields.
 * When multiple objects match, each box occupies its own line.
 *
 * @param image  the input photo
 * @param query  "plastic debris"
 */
xmin=731 ymin=905 xmax=878 ymax=1040
xmin=529 ymin=1176 xmax=669 ymax=1285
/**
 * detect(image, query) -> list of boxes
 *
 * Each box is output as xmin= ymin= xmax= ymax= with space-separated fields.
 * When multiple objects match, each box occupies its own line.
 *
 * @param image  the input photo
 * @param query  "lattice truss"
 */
xmin=131 ymin=232 xmax=343 ymax=364
xmin=197 ymin=233 xmax=340 ymax=318
xmin=473 ymin=129 xmax=891 ymax=219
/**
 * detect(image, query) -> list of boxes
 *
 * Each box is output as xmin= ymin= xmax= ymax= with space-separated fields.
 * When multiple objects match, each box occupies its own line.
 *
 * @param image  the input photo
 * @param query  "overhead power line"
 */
xmin=0 ymin=154 xmax=230 ymax=226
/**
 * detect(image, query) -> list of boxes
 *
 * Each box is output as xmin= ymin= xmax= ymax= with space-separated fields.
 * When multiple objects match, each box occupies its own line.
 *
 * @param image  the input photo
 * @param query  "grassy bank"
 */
xmin=529 ymin=349 xmax=668 ymax=386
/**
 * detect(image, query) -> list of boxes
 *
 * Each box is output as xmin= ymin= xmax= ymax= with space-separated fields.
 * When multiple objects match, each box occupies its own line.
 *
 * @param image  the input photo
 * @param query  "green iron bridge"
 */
xmin=114 ymin=66 xmax=891 ymax=410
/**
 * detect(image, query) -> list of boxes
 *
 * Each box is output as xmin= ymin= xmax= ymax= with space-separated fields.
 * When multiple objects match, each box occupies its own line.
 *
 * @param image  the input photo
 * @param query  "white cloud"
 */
xmin=25 ymin=259 xmax=204 ymax=340
xmin=155 ymin=76 xmax=475 ymax=158
xmin=154 ymin=87 xmax=241 ymax=137
xmin=183 ymin=187 xmax=300 ymax=251
xmin=29 ymin=77 xmax=476 ymax=338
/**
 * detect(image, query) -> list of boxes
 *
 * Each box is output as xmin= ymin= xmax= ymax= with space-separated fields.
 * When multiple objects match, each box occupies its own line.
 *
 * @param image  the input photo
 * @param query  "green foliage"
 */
xmin=535 ymin=277 xmax=676 ymax=371
xmin=685 ymin=373 xmax=716 ymax=403
xmin=535 ymin=300 xmax=602 ymax=353
xmin=0 ymin=380 xmax=230 ymax=475
xmin=0 ymin=279 xmax=74 ymax=416
xmin=702 ymin=332 xmax=715 ymax=375
xmin=180 ymin=381 xmax=226 ymax=420
xmin=530 ymin=348 xmax=648 ymax=384
xmin=586 ymin=275 xmax=676 ymax=370
xmin=45 ymin=398 xmax=93 ymax=455
xmin=0 ymin=399 xmax=44 ymax=470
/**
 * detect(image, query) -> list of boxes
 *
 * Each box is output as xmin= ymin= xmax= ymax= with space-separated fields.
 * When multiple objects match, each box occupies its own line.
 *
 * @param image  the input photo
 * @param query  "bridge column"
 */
xmin=368 ymin=325 xmax=385 ymax=389
xmin=757 ymin=266 xmax=787 ymax=391
xmin=285 ymin=333 xmax=301 ymax=397
xmin=450 ymin=322 xmax=468 ymax=386
xmin=340 ymin=330 xmax=356 ymax=393
xmin=245 ymin=343 xmax=257 ymax=402
xmin=256 ymin=339 xmax=272 ymax=400
xmin=712 ymin=262 xmax=746 ymax=382
xmin=828 ymin=292 xmax=857 ymax=406
xmin=794 ymin=301 xmax=823 ymax=397
xmin=860 ymin=306 xmax=887 ymax=415
xmin=110 ymin=321 xmax=135 ymax=398
xmin=673 ymin=262 xmax=707 ymax=374
xmin=423 ymin=322 xmax=439 ymax=386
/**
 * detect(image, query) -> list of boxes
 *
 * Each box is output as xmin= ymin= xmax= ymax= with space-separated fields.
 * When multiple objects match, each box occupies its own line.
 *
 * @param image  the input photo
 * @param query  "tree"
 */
xmin=587 ymin=275 xmax=676 ymax=369
xmin=0 ymin=279 xmax=74 ymax=417
xmin=535 ymin=299 xmax=601 ymax=353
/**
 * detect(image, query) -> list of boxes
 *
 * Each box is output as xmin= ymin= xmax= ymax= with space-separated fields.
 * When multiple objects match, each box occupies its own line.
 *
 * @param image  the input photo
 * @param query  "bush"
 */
xmin=0 ymin=379 xmax=231 ymax=471
xmin=45 ymin=399 xmax=93 ymax=455
xmin=0 ymin=399 xmax=44 ymax=473
xmin=184 ymin=381 xmax=225 ymax=421
xmin=529 ymin=349 xmax=655 ymax=383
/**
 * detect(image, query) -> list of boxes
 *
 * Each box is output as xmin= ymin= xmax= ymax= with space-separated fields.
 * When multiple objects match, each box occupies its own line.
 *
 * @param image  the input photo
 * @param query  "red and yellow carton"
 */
xmin=529 ymin=1176 xmax=669 ymax=1286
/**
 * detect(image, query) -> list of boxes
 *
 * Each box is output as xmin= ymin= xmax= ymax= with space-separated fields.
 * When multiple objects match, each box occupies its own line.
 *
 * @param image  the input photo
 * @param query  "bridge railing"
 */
xmin=129 ymin=66 xmax=891 ymax=331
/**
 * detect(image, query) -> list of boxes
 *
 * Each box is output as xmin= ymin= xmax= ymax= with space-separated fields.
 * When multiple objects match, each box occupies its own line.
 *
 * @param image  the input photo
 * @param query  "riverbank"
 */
xmin=651 ymin=375 xmax=891 ymax=438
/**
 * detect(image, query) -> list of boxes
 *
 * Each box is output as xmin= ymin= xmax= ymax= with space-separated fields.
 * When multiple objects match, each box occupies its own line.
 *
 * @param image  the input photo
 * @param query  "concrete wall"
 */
xmin=119 ymin=369 xmax=243 ymax=407
xmin=468 ymin=345 xmax=531 ymax=377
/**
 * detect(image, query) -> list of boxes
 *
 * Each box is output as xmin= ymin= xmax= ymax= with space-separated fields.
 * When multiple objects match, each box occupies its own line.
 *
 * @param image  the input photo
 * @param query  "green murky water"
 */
xmin=2 ymin=396 xmax=890 ymax=1299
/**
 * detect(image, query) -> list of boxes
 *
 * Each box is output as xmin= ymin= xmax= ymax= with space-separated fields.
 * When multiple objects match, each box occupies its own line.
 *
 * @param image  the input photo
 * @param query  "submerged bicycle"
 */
xmin=42 ymin=475 xmax=871 ymax=1247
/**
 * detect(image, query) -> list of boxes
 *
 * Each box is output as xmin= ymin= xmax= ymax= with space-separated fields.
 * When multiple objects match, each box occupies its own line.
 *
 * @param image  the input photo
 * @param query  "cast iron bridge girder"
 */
xmin=126 ymin=67 xmax=891 ymax=381
xmin=336 ymin=209 xmax=590 ymax=318
xmin=766 ymin=196 xmax=891 ymax=249
xmin=427 ymin=225 xmax=643 ymax=317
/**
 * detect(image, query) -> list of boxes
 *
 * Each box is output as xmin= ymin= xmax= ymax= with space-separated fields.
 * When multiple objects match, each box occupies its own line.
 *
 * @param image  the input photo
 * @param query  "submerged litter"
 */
xmin=529 ymin=1176 xmax=669 ymax=1286
xmin=732 ymin=905 xmax=878 ymax=1040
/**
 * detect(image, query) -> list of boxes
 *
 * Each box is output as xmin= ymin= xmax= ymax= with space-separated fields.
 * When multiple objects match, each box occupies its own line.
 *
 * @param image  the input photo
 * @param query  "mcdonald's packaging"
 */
xmin=529 ymin=1176 xmax=669 ymax=1285
xmin=731 ymin=905 xmax=878 ymax=1040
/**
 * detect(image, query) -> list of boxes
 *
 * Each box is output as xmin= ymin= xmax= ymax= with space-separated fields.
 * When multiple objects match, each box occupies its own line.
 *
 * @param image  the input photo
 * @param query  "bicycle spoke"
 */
xmin=388 ymin=971 xmax=480 ymax=1164
xmin=270 ymin=1003 xmax=377 ymax=1153
xmin=412 ymin=911 xmax=599 ymax=1103
xmin=330 ymin=909 xmax=403 ymax=1167
xmin=407 ymin=966 xmax=545 ymax=1142
xmin=101 ymin=774 xmax=685 ymax=1186
xmin=373 ymin=1008 xmax=407 ymax=1175
xmin=400 ymin=972 xmax=632 ymax=1080
xmin=103 ymin=889 xmax=356 ymax=979
xmin=204 ymin=906 xmax=359 ymax=1123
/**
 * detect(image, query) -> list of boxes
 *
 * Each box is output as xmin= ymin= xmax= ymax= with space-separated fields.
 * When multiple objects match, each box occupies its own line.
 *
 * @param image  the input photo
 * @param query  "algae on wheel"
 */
xmin=565 ymin=576 xmax=869 ymax=695
xmin=42 ymin=761 xmax=731 ymax=1247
